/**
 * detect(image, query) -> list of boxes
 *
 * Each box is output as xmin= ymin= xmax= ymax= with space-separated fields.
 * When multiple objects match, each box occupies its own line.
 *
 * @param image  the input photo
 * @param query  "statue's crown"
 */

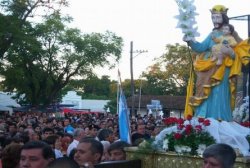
xmin=210 ymin=5 xmax=228 ymax=14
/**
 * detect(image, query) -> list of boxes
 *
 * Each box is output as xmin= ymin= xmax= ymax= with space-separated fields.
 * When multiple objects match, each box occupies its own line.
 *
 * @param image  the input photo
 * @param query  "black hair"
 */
xmin=47 ymin=157 xmax=80 ymax=168
xmin=21 ymin=140 xmax=55 ymax=160
xmin=79 ymin=137 xmax=103 ymax=161
xmin=56 ymin=131 xmax=64 ymax=137
xmin=44 ymin=135 xmax=60 ymax=147
xmin=223 ymin=24 xmax=235 ymax=34
xmin=69 ymin=148 xmax=77 ymax=160
xmin=8 ymin=122 xmax=17 ymax=128
xmin=108 ymin=141 xmax=130 ymax=154
xmin=43 ymin=127 xmax=54 ymax=134
xmin=97 ymin=129 xmax=113 ymax=141
xmin=222 ymin=13 xmax=229 ymax=24
xmin=203 ymin=143 xmax=236 ymax=168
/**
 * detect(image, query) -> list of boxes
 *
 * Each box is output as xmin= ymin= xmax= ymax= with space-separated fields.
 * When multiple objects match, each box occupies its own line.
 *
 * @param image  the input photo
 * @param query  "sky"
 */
xmin=62 ymin=0 xmax=249 ymax=81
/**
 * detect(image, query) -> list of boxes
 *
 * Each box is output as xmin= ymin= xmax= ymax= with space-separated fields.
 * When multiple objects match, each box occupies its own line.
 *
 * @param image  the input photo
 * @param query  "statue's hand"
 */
xmin=220 ymin=44 xmax=235 ymax=59
xmin=182 ymin=35 xmax=195 ymax=43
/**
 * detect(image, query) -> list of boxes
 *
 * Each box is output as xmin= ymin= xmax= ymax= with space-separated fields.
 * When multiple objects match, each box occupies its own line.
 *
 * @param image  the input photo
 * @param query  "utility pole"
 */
xmin=130 ymin=41 xmax=148 ymax=117
xmin=130 ymin=41 xmax=135 ymax=117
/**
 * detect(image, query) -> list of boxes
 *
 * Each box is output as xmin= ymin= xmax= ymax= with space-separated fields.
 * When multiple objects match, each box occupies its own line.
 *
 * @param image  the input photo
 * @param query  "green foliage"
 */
xmin=0 ymin=0 xmax=68 ymax=58
xmin=104 ymin=98 xmax=117 ymax=114
xmin=137 ymin=139 xmax=158 ymax=152
xmin=166 ymin=130 xmax=215 ymax=155
xmin=63 ymin=75 xmax=112 ymax=100
xmin=0 ymin=1 xmax=123 ymax=106
xmin=142 ymin=43 xmax=192 ymax=96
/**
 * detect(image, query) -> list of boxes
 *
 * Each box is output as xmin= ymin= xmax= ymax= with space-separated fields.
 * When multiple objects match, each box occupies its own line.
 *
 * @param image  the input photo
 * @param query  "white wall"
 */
xmin=61 ymin=91 xmax=110 ymax=112
xmin=81 ymin=99 xmax=110 ymax=112
xmin=0 ymin=92 xmax=20 ymax=114
xmin=0 ymin=92 xmax=20 ymax=107
xmin=61 ymin=91 xmax=82 ymax=108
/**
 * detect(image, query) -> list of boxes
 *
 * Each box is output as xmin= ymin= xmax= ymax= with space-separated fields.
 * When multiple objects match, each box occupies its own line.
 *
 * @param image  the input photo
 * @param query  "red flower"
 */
xmin=172 ymin=117 xmax=178 ymax=123
xmin=195 ymin=125 xmax=202 ymax=132
xmin=163 ymin=117 xmax=178 ymax=126
xmin=185 ymin=124 xmax=192 ymax=135
xmin=186 ymin=115 xmax=192 ymax=121
xmin=203 ymin=119 xmax=211 ymax=126
xmin=174 ymin=133 xmax=182 ymax=139
xmin=177 ymin=118 xmax=184 ymax=125
xmin=177 ymin=124 xmax=184 ymax=130
xmin=198 ymin=118 xmax=205 ymax=123
xmin=241 ymin=121 xmax=250 ymax=127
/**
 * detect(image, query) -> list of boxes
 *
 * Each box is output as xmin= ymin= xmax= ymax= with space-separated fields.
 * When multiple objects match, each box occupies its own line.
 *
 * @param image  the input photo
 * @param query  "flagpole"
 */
xmin=117 ymin=69 xmax=122 ymax=114
xmin=117 ymin=70 xmax=120 ymax=114
xmin=117 ymin=82 xmax=119 ymax=115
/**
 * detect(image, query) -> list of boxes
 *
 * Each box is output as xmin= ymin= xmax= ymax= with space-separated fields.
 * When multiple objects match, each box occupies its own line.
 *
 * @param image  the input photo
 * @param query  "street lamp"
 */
xmin=130 ymin=41 xmax=148 ymax=117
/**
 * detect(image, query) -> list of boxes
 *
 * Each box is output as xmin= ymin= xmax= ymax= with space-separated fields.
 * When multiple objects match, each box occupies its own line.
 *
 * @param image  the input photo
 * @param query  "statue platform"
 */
xmin=125 ymin=147 xmax=250 ymax=168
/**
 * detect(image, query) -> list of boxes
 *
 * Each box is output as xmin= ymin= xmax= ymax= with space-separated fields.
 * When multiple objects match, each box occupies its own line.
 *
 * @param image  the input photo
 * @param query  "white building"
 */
xmin=0 ymin=91 xmax=20 ymax=114
xmin=61 ymin=91 xmax=110 ymax=112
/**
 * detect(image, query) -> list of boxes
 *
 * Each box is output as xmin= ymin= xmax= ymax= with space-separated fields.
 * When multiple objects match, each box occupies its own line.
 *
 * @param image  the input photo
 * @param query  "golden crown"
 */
xmin=210 ymin=5 xmax=228 ymax=14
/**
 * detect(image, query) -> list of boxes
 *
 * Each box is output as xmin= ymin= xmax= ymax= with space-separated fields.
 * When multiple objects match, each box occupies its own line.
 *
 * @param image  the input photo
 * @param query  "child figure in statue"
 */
xmin=211 ymin=24 xmax=237 ymax=65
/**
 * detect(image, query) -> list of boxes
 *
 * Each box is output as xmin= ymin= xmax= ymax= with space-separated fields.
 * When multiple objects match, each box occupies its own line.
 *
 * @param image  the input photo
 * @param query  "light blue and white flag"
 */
xmin=118 ymin=71 xmax=131 ymax=144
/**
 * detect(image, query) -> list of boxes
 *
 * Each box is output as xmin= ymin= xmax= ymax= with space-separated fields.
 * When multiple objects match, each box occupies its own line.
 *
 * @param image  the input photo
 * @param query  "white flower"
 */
xmin=174 ymin=145 xmax=182 ymax=153
xmin=138 ymin=140 xmax=148 ymax=148
xmin=163 ymin=139 xmax=169 ymax=150
xmin=233 ymin=96 xmax=249 ymax=122
xmin=181 ymin=146 xmax=191 ymax=153
xmin=184 ymin=146 xmax=191 ymax=152
xmin=196 ymin=144 xmax=207 ymax=156
xmin=175 ymin=0 xmax=199 ymax=42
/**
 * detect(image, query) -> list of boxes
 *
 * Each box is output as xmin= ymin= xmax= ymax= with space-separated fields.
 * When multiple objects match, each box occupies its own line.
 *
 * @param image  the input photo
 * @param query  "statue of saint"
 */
xmin=185 ymin=5 xmax=250 ymax=121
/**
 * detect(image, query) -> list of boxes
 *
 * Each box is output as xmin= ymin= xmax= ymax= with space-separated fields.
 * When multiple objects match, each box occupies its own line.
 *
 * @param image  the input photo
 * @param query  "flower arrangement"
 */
xmin=162 ymin=116 xmax=216 ymax=156
xmin=175 ymin=0 xmax=200 ymax=42
xmin=233 ymin=96 xmax=249 ymax=123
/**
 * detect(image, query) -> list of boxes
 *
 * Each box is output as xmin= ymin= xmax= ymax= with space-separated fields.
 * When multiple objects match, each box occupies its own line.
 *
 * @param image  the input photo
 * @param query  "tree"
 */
xmin=0 ymin=11 xmax=123 ymax=106
xmin=0 ymin=0 xmax=68 ymax=59
xmin=142 ymin=43 xmax=191 ymax=96
xmin=64 ymin=75 xmax=112 ymax=100
xmin=82 ymin=75 xmax=112 ymax=99
xmin=106 ymin=78 xmax=146 ymax=114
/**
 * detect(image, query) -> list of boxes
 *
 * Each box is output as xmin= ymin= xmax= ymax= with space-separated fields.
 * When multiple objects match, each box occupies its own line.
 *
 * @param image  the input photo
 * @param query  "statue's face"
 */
xmin=211 ymin=13 xmax=223 ymax=29
xmin=222 ymin=25 xmax=231 ymax=35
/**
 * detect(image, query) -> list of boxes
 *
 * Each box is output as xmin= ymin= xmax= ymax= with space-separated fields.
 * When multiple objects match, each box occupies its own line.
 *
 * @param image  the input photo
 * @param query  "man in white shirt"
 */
xmin=67 ymin=128 xmax=85 ymax=156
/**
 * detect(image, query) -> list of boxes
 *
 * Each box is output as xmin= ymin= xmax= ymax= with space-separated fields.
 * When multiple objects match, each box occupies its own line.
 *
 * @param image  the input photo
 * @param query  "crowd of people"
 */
xmin=0 ymin=111 xmax=238 ymax=168
xmin=0 ymin=111 xmax=163 ymax=168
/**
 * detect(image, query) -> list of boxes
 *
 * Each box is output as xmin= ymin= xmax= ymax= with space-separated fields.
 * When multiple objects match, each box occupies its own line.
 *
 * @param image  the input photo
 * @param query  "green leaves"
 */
xmin=0 ymin=0 xmax=123 ymax=106
xmin=142 ymin=43 xmax=191 ymax=96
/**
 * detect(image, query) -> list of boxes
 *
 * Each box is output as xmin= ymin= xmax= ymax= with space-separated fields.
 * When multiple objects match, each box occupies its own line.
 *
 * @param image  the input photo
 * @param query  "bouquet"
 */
xmin=163 ymin=116 xmax=216 ymax=156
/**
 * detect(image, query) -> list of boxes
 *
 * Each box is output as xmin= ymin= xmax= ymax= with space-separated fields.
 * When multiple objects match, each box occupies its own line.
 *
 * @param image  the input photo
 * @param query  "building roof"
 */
xmin=0 ymin=92 xmax=20 ymax=107
xmin=127 ymin=95 xmax=186 ymax=110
